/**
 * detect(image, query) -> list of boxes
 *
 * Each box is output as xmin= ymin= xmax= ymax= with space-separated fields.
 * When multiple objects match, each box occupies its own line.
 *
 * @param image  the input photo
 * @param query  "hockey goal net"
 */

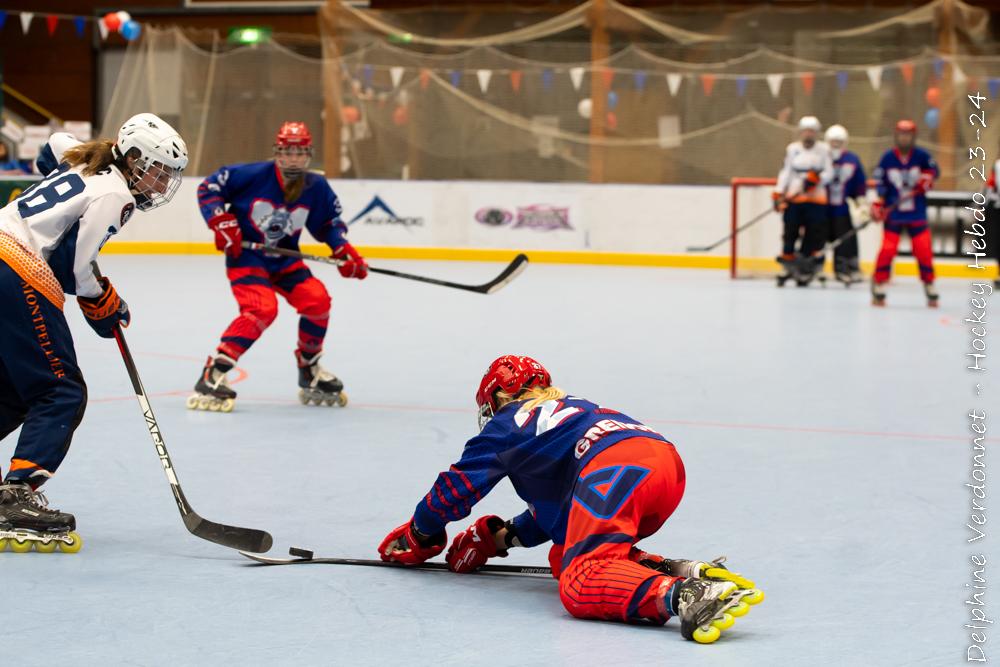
xmin=729 ymin=177 xmax=786 ymax=279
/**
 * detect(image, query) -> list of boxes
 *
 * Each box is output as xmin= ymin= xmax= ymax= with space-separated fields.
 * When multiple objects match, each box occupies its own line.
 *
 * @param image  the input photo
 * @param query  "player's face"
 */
xmin=895 ymin=131 xmax=915 ymax=150
xmin=800 ymin=129 xmax=817 ymax=146
xmin=275 ymin=145 xmax=312 ymax=176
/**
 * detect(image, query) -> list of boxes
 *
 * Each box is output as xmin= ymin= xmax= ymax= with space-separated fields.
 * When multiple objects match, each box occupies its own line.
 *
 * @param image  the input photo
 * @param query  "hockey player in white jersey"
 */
xmin=0 ymin=113 xmax=187 ymax=553
xmin=772 ymin=116 xmax=834 ymax=286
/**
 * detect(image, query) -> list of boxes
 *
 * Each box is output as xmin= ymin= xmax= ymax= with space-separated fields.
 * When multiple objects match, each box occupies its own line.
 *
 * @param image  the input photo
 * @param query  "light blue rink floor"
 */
xmin=2 ymin=255 xmax=996 ymax=666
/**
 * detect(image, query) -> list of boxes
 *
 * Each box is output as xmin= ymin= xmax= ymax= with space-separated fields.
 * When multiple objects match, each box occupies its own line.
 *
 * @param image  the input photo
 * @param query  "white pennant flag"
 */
xmin=389 ymin=67 xmax=404 ymax=89
xmin=97 ymin=18 xmax=109 ymax=40
xmin=476 ymin=70 xmax=492 ymax=94
xmin=569 ymin=67 xmax=585 ymax=91
xmin=20 ymin=12 xmax=33 ymax=34
xmin=666 ymin=73 xmax=683 ymax=96
xmin=766 ymin=74 xmax=784 ymax=97
xmin=952 ymin=63 xmax=967 ymax=85
xmin=866 ymin=66 xmax=883 ymax=91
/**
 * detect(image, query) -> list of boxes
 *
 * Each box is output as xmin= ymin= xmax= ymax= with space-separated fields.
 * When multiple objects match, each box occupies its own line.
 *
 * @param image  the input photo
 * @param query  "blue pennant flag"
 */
xmin=933 ymin=58 xmax=945 ymax=79
xmin=990 ymin=78 xmax=1000 ymax=101
xmin=73 ymin=16 xmax=85 ymax=38
xmin=542 ymin=68 xmax=553 ymax=91
xmin=0 ymin=11 xmax=7 ymax=30
xmin=449 ymin=70 xmax=461 ymax=87
xmin=362 ymin=65 xmax=374 ymax=88
xmin=633 ymin=71 xmax=647 ymax=91
xmin=735 ymin=76 xmax=747 ymax=97
xmin=836 ymin=71 xmax=849 ymax=91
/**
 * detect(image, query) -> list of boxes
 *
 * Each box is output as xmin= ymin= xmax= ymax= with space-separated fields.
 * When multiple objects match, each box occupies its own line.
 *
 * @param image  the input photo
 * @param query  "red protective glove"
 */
xmin=870 ymin=199 xmax=887 ymax=223
xmin=446 ymin=515 xmax=507 ymax=573
xmin=548 ymin=544 xmax=565 ymax=579
xmin=332 ymin=241 xmax=368 ymax=280
xmin=771 ymin=191 xmax=787 ymax=213
xmin=914 ymin=170 xmax=935 ymax=196
xmin=378 ymin=520 xmax=445 ymax=565
xmin=208 ymin=212 xmax=242 ymax=257
xmin=803 ymin=169 xmax=821 ymax=191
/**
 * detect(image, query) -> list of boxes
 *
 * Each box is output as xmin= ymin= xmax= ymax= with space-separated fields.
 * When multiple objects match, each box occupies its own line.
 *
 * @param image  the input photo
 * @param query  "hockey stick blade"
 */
xmin=238 ymin=550 xmax=552 ymax=577
xmin=185 ymin=513 xmax=273 ymax=553
xmin=241 ymin=243 xmax=528 ymax=295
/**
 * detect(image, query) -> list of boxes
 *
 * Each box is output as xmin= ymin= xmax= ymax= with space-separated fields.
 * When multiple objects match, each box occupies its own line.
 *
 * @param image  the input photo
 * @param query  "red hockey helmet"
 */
xmin=275 ymin=121 xmax=313 ymax=149
xmin=895 ymin=119 xmax=917 ymax=135
xmin=475 ymin=355 xmax=551 ymax=429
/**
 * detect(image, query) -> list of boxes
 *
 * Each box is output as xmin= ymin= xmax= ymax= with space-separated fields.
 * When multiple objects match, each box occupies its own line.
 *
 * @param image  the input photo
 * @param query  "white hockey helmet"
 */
xmin=114 ymin=113 xmax=188 ymax=211
xmin=825 ymin=124 xmax=848 ymax=144
xmin=798 ymin=116 xmax=822 ymax=132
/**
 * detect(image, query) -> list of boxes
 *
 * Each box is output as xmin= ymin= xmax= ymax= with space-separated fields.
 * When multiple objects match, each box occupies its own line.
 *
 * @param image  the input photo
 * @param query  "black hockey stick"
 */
xmin=241 ymin=242 xmax=528 ymax=295
xmin=686 ymin=206 xmax=772 ymax=252
xmin=239 ymin=548 xmax=553 ymax=577
xmin=92 ymin=263 xmax=273 ymax=553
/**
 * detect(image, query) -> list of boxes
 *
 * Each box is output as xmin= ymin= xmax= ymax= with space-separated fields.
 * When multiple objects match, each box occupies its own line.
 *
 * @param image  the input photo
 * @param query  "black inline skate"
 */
xmin=296 ymin=350 xmax=347 ymax=407
xmin=0 ymin=482 xmax=82 ymax=553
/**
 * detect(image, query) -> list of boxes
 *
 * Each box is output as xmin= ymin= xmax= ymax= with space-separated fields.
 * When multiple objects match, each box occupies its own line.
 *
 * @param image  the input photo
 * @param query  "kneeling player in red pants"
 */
xmin=870 ymin=119 xmax=940 ymax=307
xmin=378 ymin=355 xmax=763 ymax=643
xmin=189 ymin=122 xmax=366 ymax=411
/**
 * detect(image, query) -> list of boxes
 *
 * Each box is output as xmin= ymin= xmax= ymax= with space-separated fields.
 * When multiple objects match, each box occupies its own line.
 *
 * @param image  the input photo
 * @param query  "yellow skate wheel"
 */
xmin=298 ymin=391 xmax=308 ymax=405
xmin=220 ymin=398 xmax=235 ymax=413
xmin=35 ymin=539 xmax=58 ymax=554
xmin=197 ymin=396 xmax=212 ymax=410
xmin=744 ymin=589 xmax=765 ymax=606
xmin=185 ymin=395 xmax=199 ymax=409
xmin=207 ymin=399 xmax=221 ymax=412
xmin=728 ymin=601 xmax=750 ymax=617
xmin=10 ymin=538 xmax=34 ymax=553
xmin=337 ymin=392 xmax=348 ymax=407
xmin=58 ymin=532 xmax=83 ymax=554
xmin=0 ymin=538 xmax=7 ymax=551
xmin=711 ymin=613 xmax=735 ymax=631
xmin=692 ymin=625 xmax=721 ymax=644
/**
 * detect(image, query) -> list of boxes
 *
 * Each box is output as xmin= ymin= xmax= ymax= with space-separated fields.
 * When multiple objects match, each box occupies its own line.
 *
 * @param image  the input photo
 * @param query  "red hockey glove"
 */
xmin=208 ymin=212 xmax=242 ymax=257
xmin=78 ymin=277 xmax=130 ymax=339
xmin=771 ymin=191 xmax=787 ymax=213
xmin=803 ymin=169 xmax=821 ymax=191
xmin=378 ymin=520 xmax=445 ymax=565
xmin=332 ymin=241 xmax=368 ymax=280
xmin=870 ymin=199 xmax=887 ymax=223
xmin=914 ymin=170 xmax=935 ymax=196
xmin=446 ymin=515 xmax=508 ymax=573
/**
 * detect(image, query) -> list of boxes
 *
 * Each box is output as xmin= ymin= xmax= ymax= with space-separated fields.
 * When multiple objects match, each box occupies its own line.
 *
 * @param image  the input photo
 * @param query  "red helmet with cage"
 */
xmin=895 ymin=119 xmax=917 ymax=135
xmin=475 ymin=355 xmax=551 ymax=429
xmin=275 ymin=121 xmax=312 ymax=149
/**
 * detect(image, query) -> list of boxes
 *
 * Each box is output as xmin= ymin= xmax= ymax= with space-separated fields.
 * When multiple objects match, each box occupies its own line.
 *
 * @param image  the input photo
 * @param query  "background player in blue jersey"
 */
xmin=823 ymin=125 xmax=867 ymax=285
xmin=0 ymin=113 xmax=187 ymax=553
xmin=378 ymin=355 xmax=763 ymax=644
xmin=190 ymin=122 xmax=366 ymax=411
xmin=870 ymin=119 xmax=940 ymax=306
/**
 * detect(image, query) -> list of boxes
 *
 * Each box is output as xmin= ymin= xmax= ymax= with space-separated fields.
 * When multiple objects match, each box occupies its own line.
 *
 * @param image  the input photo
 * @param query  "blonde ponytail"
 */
xmin=495 ymin=385 xmax=567 ymax=413
xmin=62 ymin=139 xmax=117 ymax=176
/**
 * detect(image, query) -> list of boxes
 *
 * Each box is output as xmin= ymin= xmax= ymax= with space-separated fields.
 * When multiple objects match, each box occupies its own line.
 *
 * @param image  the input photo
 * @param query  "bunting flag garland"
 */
xmin=989 ymin=78 xmax=1000 ymax=101
xmin=900 ymin=62 xmax=914 ymax=84
xmin=0 ymin=8 xmax=147 ymax=42
xmin=419 ymin=68 xmax=431 ymax=89
xmin=836 ymin=71 xmax=849 ymax=91
xmin=390 ymin=66 xmax=404 ymax=88
xmin=633 ymin=70 xmax=647 ymax=91
xmin=799 ymin=72 xmax=815 ymax=95
xmin=600 ymin=68 xmax=614 ymax=88
xmin=866 ymin=66 xmax=883 ymax=90
xmin=73 ymin=16 xmax=86 ymax=38
xmin=735 ymin=76 xmax=747 ymax=97
xmin=700 ymin=74 xmax=715 ymax=96
xmin=0 ymin=11 xmax=7 ymax=30
xmin=449 ymin=70 xmax=461 ymax=87
xmin=19 ymin=12 xmax=32 ymax=34
xmin=569 ymin=67 xmax=585 ymax=91
xmin=510 ymin=70 xmax=523 ymax=93
xmin=542 ymin=68 xmax=554 ymax=91
xmin=766 ymin=74 xmax=783 ymax=97
xmin=933 ymin=58 xmax=945 ymax=79
xmin=476 ymin=69 xmax=492 ymax=93
xmin=666 ymin=73 xmax=683 ymax=96
xmin=46 ymin=15 xmax=58 ymax=36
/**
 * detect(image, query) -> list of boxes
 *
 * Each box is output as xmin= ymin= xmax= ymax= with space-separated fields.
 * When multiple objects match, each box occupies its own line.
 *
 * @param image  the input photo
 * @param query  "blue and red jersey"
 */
xmin=872 ymin=147 xmax=939 ymax=223
xmin=197 ymin=161 xmax=347 ymax=271
xmin=827 ymin=151 xmax=867 ymax=217
xmin=411 ymin=396 xmax=672 ymax=548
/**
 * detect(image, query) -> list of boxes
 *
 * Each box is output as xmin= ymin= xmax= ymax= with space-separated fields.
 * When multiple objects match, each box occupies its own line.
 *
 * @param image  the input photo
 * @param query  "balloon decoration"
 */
xmin=341 ymin=106 xmax=361 ymax=124
xmin=924 ymin=86 xmax=940 ymax=108
xmin=392 ymin=105 xmax=409 ymax=126
xmin=577 ymin=98 xmax=593 ymax=120
xmin=607 ymin=90 xmax=619 ymax=110
xmin=100 ymin=10 xmax=142 ymax=41
xmin=606 ymin=111 xmax=618 ymax=131
xmin=924 ymin=108 xmax=940 ymax=130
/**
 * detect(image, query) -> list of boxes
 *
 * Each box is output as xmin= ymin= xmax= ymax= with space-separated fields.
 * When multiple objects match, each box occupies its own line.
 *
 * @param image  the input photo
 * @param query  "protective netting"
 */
xmin=102 ymin=1 xmax=998 ymax=185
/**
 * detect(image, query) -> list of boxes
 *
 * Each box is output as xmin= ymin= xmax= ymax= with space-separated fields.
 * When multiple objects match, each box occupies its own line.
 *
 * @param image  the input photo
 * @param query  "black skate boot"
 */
xmin=187 ymin=354 xmax=237 ymax=412
xmin=296 ymin=350 xmax=347 ymax=407
xmin=834 ymin=257 xmax=852 ymax=287
xmin=871 ymin=280 xmax=887 ymax=307
xmin=775 ymin=254 xmax=796 ymax=287
xmin=795 ymin=254 xmax=824 ymax=287
xmin=675 ymin=577 xmax=763 ymax=644
xmin=924 ymin=281 xmax=939 ymax=308
xmin=848 ymin=259 xmax=864 ymax=285
xmin=0 ymin=482 xmax=82 ymax=553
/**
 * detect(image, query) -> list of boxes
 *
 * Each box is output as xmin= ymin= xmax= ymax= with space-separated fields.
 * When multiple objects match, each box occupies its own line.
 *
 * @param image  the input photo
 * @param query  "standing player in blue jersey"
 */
xmin=378 ymin=355 xmax=763 ymax=644
xmin=870 ymin=119 xmax=940 ymax=306
xmin=823 ymin=125 xmax=867 ymax=285
xmin=190 ymin=122 xmax=366 ymax=411
xmin=0 ymin=114 xmax=187 ymax=552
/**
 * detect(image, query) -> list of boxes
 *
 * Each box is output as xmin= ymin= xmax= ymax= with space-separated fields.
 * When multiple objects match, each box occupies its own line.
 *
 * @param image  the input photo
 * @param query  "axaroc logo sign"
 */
xmin=348 ymin=195 xmax=424 ymax=227
xmin=474 ymin=204 xmax=572 ymax=231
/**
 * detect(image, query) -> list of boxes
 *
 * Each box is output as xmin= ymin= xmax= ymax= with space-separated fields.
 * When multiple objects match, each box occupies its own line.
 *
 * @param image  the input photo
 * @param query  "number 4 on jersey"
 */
xmin=573 ymin=465 xmax=650 ymax=519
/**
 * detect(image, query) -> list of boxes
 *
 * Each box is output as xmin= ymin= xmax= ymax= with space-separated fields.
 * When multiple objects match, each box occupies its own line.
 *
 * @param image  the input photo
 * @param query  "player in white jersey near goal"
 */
xmin=0 ymin=113 xmax=187 ymax=553
xmin=771 ymin=116 xmax=834 ymax=286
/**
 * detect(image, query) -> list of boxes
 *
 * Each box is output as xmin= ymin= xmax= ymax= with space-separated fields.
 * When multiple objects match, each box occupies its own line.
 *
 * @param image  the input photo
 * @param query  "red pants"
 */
xmin=552 ymin=437 xmax=686 ymax=624
xmin=218 ymin=261 xmax=331 ymax=360
xmin=874 ymin=221 xmax=935 ymax=284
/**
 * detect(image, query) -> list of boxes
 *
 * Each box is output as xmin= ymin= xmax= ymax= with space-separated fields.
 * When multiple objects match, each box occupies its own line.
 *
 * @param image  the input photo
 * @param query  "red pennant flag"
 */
xmin=46 ymin=14 xmax=58 ymax=36
xmin=601 ymin=68 xmax=614 ymax=89
xmin=419 ymin=69 xmax=431 ymax=90
xmin=800 ymin=72 xmax=815 ymax=95
xmin=700 ymin=74 xmax=715 ymax=96
xmin=900 ymin=62 xmax=914 ymax=85
xmin=510 ymin=70 xmax=523 ymax=93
